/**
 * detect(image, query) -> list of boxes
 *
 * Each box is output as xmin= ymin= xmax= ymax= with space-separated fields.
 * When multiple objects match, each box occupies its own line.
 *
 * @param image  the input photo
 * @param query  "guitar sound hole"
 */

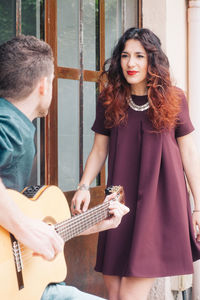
xmin=43 ymin=216 xmax=56 ymax=225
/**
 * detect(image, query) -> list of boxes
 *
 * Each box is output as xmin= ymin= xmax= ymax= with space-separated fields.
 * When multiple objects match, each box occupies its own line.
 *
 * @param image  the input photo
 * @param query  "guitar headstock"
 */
xmin=105 ymin=185 xmax=125 ymax=204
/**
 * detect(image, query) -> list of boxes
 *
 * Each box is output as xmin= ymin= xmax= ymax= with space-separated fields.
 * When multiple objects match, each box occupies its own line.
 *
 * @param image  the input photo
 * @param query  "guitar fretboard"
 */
xmin=54 ymin=201 xmax=110 ymax=242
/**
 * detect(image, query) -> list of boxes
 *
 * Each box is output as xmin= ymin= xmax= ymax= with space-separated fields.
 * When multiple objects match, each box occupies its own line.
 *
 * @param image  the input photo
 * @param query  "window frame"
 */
xmin=45 ymin=0 xmax=142 ymax=198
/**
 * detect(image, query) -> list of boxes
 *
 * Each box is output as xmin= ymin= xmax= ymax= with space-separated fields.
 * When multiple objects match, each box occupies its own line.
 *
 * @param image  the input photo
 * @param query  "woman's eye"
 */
xmin=137 ymin=55 xmax=144 ymax=58
xmin=121 ymin=54 xmax=128 ymax=58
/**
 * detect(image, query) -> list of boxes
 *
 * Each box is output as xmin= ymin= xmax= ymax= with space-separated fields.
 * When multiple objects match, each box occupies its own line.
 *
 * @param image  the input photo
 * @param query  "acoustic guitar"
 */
xmin=0 ymin=185 xmax=124 ymax=300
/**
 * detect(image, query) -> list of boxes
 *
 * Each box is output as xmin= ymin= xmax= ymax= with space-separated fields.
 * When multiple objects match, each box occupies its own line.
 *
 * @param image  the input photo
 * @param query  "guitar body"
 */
xmin=0 ymin=185 xmax=70 ymax=300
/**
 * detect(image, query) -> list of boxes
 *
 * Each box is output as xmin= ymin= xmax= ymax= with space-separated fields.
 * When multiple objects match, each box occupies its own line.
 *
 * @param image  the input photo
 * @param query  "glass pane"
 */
xmin=105 ymin=0 xmax=123 ymax=60
xmin=57 ymin=0 xmax=79 ymax=68
xmin=28 ymin=119 xmax=39 ymax=185
xmin=22 ymin=0 xmax=44 ymax=38
xmin=83 ymin=82 xmax=96 ymax=187
xmin=58 ymin=79 xmax=79 ymax=191
xmin=83 ymin=0 xmax=96 ymax=70
xmin=22 ymin=0 xmax=35 ymax=36
xmin=24 ymin=0 xmax=44 ymax=186
xmin=0 ymin=0 xmax=16 ymax=44
xmin=125 ymin=0 xmax=138 ymax=31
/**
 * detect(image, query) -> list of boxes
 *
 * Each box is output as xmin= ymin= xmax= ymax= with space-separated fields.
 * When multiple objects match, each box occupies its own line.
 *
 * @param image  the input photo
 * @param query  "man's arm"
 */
xmin=0 ymin=178 xmax=64 ymax=260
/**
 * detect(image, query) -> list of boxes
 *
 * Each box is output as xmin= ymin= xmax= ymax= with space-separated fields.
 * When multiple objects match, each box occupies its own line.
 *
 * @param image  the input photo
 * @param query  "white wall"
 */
xmin=142 ymin=0 xmax=187 ymax=92
xmin=166 ymin=0 xmax=187 ymax=90
xmin=143 ymin=0 xmax=167 ymax=50
xmin=188 ymin=1 xmax=200 ymax=150
xmin=143 ymin=1 xmax=190 ymax=297
xmin=125 ymin=0 xmax=139 ymax=31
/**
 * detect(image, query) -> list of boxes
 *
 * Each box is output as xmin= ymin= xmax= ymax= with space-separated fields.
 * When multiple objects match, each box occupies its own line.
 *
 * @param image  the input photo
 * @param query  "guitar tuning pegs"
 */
xmin=105 ymin=185 xmax=121 ymax=196
xmin=105 ymin=185 xmax=125 ymax=204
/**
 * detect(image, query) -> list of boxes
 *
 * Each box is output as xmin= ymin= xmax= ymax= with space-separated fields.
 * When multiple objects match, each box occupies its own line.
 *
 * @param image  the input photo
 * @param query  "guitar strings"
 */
xmin=17 ymin=200 xmax=112 ymax=266
xmin=60 ymin=211 xmax=109 ymax=242
xmin=19 ymin=205 xmax=107 ymax=260
xmin=19 ymin=208 xmax=106 ymax=263
xmin=20 ymin=203 xmax=108 ymax=255
xmin=13 ymin=188 xmax=122 ymax=269
xmin=20 ymin=188 xmax=123 ymax=265
xmin=56 ymin=202 xmax=109 ymax=241
xmin=55 ymin=201 xmax=109 ymax=231
xmin=18 ymin=211 xmax=107 ymax=264
xmin=19 ymin=200 xmax=108 ymax=253
xmin=55 ymin=203 xmax=108 ymax=234
xmin=19 ymin=202 xmax=108 ymax=255
xmin=18 ymin=188 xmax=120 ymax=250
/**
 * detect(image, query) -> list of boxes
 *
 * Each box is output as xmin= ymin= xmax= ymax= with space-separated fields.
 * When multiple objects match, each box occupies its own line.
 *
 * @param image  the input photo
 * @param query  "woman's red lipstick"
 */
xmin=127 ymin=70 xmax=138 ymax=75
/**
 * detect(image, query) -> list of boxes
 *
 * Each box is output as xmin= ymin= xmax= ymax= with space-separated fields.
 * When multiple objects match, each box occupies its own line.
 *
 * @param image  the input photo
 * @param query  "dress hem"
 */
xmin=94 ymin=267 xmax=194 ymax=278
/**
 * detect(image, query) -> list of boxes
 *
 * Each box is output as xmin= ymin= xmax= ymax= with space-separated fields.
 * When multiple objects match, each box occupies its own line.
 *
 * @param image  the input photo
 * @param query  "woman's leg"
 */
xmin=119 ymin=277 xmax=155 ymax=300
xmin=103 ymin=275 xmax=121 ymax=300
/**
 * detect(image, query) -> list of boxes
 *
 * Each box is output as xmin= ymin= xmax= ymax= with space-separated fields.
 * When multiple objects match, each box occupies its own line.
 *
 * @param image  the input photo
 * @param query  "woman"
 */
xmin=71 ymin=28 xmax=200 ymax=300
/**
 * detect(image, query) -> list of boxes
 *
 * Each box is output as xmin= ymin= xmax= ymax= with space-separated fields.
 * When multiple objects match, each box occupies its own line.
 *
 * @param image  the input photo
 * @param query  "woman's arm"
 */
xmin=177 ymin=132 xmax=200 ymax=241
xmin=71 ymin=133 xmax=109 ymax=214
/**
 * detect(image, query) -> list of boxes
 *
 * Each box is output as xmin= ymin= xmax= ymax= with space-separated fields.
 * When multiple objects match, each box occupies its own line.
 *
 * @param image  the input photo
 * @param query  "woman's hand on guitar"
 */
xmin=16 ymin=216 xmax=64 ymax=261
xmin=71 ymin=189 xmax=91 ymax=215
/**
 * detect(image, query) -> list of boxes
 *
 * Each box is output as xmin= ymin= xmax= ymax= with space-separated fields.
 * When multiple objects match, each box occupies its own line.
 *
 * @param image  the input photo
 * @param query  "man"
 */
xmin=0 ymin=35 xmax=129 ymax=300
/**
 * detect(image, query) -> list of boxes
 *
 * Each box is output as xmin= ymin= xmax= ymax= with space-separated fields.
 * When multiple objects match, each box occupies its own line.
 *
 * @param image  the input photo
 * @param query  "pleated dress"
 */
xmin=91 ymin=94 xmax=200 ymax=278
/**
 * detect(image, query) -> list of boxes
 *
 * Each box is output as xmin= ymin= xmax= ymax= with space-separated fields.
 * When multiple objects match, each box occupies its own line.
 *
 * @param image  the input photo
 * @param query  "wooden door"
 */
xmin=0 ymin=0 xmax=141 ymax=297
xmin=45 ymin=0 xmax=141 ymax=297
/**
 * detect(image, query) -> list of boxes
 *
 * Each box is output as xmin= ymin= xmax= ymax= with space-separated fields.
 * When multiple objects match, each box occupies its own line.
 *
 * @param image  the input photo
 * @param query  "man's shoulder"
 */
xmin=0 ymin=101 xmax=24 ymax=151
xmin=0 ymin=98 xmax=35 ymax=135
xmin=0 ymin=118 xmax=23 ymax=152
xmin=0 ymin=109 xmax=22 ymax=137
xmin=0 ymin=98 xmax=20 ymax=125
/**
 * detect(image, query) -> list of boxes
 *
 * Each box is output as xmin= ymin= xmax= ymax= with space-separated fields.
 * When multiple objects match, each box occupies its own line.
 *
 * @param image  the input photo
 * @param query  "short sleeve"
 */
xmin=0 ymin=116 xmax=23 ymax=171
xmin=175 ymin=94 xmax=194 ymax=138
xmin=91 ymin=100 xmax=111 ymax=136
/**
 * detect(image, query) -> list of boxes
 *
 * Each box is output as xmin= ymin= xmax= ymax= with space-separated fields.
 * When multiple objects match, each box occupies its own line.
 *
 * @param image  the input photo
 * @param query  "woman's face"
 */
xmin=120 ymin=39 xmax=148 ymax=94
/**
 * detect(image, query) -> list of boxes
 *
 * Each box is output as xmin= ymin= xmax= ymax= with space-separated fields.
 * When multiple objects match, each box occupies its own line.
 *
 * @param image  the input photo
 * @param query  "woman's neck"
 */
xmin=131 ymin=82 xmax=148 ymax=96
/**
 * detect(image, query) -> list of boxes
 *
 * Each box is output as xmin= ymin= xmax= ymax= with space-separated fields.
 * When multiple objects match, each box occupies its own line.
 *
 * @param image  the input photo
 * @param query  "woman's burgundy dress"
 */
xmin=91 ymin=94 xmax=200 ymax=278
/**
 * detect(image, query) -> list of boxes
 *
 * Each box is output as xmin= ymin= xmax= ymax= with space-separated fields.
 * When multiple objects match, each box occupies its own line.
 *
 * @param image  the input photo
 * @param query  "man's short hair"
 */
xmin=0 ymin=35 xmax=54 ymax=100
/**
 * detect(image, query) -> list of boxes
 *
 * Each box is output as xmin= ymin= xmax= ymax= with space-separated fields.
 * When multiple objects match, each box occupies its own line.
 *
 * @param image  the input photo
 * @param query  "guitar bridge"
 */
xmin=13 ymin=240 xmax=23 ymax=272
xmin=10 ymin=234 xmax=24 ymax=290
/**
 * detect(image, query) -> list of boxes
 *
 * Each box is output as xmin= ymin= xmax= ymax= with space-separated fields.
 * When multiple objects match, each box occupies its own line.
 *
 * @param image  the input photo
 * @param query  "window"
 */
xmin=0 ymin=0 xmax=140 ymax=195
xmin=0 ymin=0 xmax=45 ymax=186
xmin=0 ymin=0 xmax=141 ymax=295
xmin=46 ymin=0 xmax=140 ymax=196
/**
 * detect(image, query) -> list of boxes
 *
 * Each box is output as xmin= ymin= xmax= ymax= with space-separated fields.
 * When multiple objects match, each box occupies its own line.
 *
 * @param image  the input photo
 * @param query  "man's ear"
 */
xmin=38 ymin=77 xmax=48 ymax=95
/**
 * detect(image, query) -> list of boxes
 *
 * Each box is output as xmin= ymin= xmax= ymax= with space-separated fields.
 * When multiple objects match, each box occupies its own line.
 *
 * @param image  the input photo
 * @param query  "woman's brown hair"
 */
xmin=99 ymin=27 xmax=181 ymax=131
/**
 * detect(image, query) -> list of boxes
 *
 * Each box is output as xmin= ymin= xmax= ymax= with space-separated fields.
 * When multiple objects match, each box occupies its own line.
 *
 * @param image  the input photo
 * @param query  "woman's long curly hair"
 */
xmin=99 ymin=27 xmax=182 ymax=131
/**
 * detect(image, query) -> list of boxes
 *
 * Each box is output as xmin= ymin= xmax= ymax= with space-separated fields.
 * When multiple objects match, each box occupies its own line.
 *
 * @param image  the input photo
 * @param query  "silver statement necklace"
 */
xmin=127 ymin=96 xmax=150 ymax=112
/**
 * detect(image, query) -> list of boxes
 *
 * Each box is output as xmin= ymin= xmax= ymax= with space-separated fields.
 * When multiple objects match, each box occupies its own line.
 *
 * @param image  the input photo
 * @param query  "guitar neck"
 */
xmin=54 ymin=201 xmax=110 ymax=242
